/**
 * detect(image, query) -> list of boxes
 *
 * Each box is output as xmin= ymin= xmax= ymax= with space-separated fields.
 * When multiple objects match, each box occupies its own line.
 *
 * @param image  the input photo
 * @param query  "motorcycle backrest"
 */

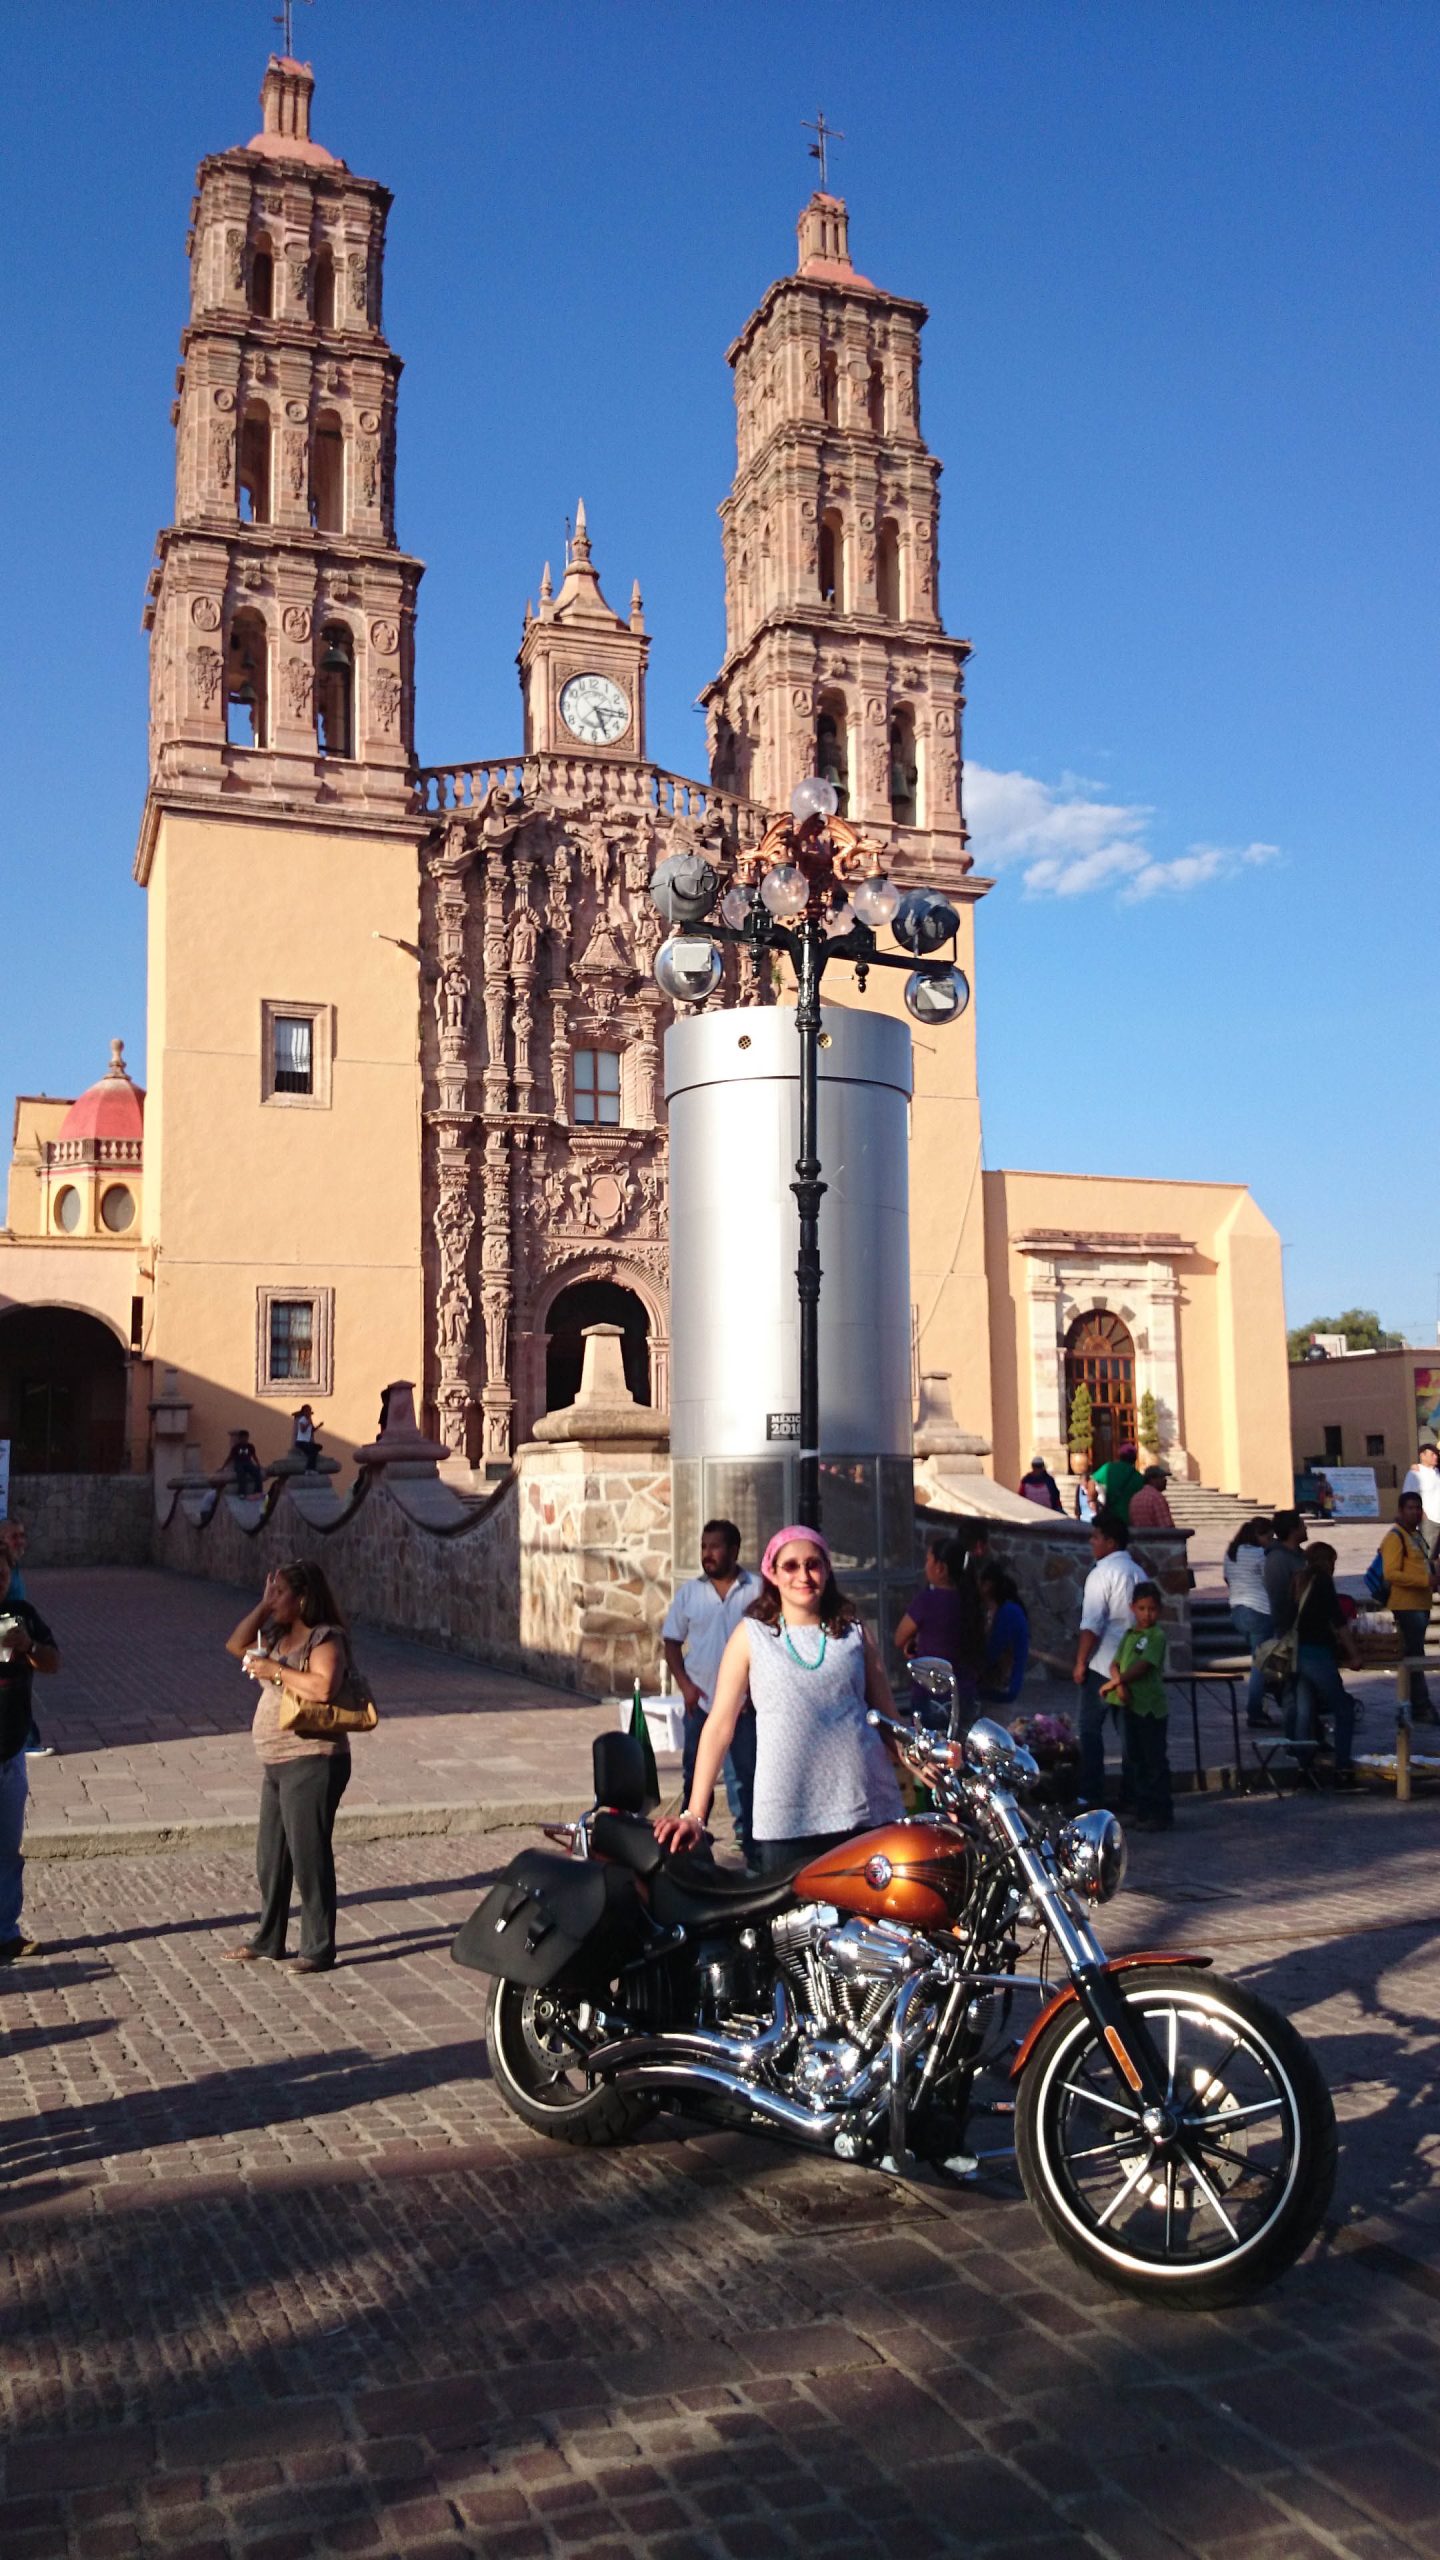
xmin=593 ymin=1729 xmax=648 ymax=1813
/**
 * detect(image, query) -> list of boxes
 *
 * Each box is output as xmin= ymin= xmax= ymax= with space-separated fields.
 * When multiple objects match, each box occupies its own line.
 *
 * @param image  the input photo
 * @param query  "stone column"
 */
xmin=1024 ymin=1260 xmax=1069 ymax=1466
xmin=1142 ymin=1261 xmax=1193 ymax=1482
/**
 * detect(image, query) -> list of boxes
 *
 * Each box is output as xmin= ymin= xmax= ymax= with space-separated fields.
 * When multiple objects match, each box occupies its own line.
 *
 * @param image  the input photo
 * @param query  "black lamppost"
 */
xmin=649 ymin=777 xmax=969 ymax=1533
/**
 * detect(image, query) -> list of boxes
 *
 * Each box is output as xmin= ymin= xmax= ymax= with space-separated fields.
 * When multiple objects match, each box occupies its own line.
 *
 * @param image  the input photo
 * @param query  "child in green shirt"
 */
xmin=1101 ymin=1581 xmax=1171 ymax=1831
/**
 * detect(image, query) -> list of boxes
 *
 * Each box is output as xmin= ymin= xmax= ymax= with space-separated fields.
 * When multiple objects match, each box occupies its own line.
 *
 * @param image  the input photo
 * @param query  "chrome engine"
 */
xmin=770 ymin=1904 xmax=931 ymax=2114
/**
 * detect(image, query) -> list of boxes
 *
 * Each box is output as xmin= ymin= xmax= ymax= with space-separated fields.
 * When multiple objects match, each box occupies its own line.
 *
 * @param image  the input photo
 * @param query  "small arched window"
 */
xmin=819 ymin=509 xmax=845 ymax=611
xmin=310 ymin=410 xmax=345 ymax=533
xmin=819 ymin=350 xmax=838 ymax=424
xmin=876 ymin=519 xmax=902 ymax=620
xmin=316 ymin=623 xmax=354 ymax=759
xmin=313 ymin=247 xmax=337 ymax=332
xmin=225 ymin=609 xmax=268 ymax=750
xmin=237 ymin=406 xmax=271 ymax=525
xmin=816 ymin=693 xmax=849 ymax=818
xmin=250 ymin=239 xmax=274 ymax=319
xmin=889 ymin=707 xmax=918 ymax=827
xmin=868 ymin=361 xmax=886 ymax=433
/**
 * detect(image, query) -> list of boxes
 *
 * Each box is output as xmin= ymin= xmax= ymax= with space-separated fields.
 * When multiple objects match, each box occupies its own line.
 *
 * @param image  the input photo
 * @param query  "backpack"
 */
xmin=1363 ymin=1546 xmax=1390 ymax=1606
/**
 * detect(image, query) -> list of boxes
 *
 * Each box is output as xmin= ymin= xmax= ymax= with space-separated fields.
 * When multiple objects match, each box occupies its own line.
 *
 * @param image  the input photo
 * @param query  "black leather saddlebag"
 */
xmin=451 ymin=1849 xmax=645 ymax=1988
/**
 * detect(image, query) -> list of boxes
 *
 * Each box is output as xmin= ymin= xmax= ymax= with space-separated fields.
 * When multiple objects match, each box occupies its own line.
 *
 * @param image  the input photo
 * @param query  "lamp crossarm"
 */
xmin=707 ymin=919 xmax=955 ymax=981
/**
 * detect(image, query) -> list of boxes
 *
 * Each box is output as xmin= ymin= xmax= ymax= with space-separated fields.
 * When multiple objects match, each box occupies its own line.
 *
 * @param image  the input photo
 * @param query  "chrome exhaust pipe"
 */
xmin=587 ymin=1980 xmax=795 ymax=2079
xmin=608 ymin=2058 xmax=847 ymax=2144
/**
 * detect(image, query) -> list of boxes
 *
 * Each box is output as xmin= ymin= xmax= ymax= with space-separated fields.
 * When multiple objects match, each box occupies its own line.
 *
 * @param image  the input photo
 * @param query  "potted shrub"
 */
xmin=1068 ymin=1383 xmax=1093 ymax=1476
xmin=1138 ymin=1388 xmax=1161 ymax=1465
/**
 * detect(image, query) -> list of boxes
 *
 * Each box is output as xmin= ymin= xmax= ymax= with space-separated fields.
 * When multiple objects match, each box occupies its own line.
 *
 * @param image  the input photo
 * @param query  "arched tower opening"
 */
xmin=545 ymin=1280 xmax=651 ymax=1414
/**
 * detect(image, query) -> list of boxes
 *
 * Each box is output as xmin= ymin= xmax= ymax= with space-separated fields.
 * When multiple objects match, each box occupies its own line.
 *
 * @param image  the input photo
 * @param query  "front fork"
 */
xmin=991 ymin=1793 xmax=1173 ymax=2110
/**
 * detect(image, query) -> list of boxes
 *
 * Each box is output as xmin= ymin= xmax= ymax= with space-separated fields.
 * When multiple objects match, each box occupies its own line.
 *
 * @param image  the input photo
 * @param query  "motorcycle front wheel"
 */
xmin=1015 ymin=1966 xmax=1336 ymax=2309
xmin=485 ymin=1977 xmax=655 ymax=2148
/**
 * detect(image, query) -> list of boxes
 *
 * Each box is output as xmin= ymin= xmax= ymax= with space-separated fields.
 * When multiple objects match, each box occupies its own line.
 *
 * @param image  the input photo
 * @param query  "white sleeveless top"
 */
xmin=744 ymin=1616 xmax=903 ymax=1844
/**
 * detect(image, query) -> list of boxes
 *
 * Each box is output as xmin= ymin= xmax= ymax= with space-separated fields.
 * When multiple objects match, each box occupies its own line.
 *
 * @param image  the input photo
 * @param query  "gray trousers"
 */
xmin=252 ymin=1754 xmax=351 ymax=1964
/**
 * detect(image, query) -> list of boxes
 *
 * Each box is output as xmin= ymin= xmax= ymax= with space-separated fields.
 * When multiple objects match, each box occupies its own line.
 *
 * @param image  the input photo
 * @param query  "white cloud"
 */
xmin=963 ymin=763 xmax=1281 ymax=904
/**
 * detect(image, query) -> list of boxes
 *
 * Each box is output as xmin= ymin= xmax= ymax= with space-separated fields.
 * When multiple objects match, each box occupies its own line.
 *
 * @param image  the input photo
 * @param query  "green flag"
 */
xmin=630 ymin=1677 xmax=660 ymax=1810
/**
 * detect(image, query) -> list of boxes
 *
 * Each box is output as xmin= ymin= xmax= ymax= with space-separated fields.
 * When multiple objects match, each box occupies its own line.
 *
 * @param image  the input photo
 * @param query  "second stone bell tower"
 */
xmin=701 ymin=192 xmax=970 ymax=876
xmin=136 ymin=51 xmax=422 ymax=871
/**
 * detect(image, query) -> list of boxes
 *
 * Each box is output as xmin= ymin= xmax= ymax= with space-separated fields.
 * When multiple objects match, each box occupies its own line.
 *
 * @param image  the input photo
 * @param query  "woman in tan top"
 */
xmin=223 ymin=1562 xmax=353 ymax=1973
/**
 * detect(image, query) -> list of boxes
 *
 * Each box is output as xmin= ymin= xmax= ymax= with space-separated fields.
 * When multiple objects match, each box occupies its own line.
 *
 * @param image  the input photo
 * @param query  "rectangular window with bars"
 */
xmin=272 ymin=1014 xmax=314 ymax=1095
xmin=573 ymin=1048 xmax=621 ymax=1126
xmin=268 ymin=1299 xmax=315 ymax=1381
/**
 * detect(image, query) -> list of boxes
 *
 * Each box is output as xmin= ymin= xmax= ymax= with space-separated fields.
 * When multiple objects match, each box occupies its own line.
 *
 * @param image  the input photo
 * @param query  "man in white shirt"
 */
xmin=1072 ymin=1511 xmax=1149 ymax=1807
xmin=662 ymin=1520 xmax=760 ymax=1864
xmin=1402 ymin=1446 xmax=1440 ymax=1548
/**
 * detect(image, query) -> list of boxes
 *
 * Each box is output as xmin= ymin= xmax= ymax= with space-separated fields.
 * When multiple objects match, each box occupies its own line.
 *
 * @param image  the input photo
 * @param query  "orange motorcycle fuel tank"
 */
xmin=794 ymin=1821 xmax=974 ymax=1930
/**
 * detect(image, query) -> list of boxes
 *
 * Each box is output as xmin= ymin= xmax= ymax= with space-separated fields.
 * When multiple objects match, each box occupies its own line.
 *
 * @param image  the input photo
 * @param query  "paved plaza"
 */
xmin=6 ymin=1567 xmax=1440 ymax=2558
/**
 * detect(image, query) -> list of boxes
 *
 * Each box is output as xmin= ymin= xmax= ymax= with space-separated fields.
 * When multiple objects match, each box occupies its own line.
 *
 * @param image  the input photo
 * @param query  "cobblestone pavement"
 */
xmin=21 ymin=1571 xmax=617 ymax=1850
xmin=5 ymin=1790 xmax=1440 ymax=2557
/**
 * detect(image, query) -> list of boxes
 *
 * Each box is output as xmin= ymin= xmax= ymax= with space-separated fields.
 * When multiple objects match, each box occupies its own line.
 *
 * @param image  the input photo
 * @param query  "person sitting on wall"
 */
xmin=1017 ymin=1456 xmax=1063 ymax=1511
xmin=231 ymin=1432 xmax=264 ymax=1498
xmin=291 ymin=1405 xmax=321 ymax=1471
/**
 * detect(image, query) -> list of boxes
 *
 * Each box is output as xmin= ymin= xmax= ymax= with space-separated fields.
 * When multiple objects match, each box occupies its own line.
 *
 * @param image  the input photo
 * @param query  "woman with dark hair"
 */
xmin=977 ymin=1562 xmax=1030 ymax=1706
xmin=1223 ymin=1516 xmax=1276 ymax=1729
xmin=656 ymin=1526 xmax=902 ymax=1876
xmin=893 ymin=1533 xmax=985 ymax=1718
xmin=1290 ymin=1541 xmax=1358 ymax=1780
xmin=223 ymin=1561 xmax=355 ymax=1972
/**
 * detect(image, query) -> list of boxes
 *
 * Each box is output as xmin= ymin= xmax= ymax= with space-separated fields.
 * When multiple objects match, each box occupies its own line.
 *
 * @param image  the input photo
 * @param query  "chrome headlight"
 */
xmin=1056 ymin=1809 xmax=1127 ymax=1903
xmin=964 ymin=1717 xmax=1040 ymax=1788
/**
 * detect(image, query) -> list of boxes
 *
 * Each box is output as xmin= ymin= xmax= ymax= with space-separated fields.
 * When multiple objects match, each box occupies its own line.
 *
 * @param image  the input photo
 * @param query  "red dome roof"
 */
xmin=59 ymin=1041 xmax=145 ymax=1147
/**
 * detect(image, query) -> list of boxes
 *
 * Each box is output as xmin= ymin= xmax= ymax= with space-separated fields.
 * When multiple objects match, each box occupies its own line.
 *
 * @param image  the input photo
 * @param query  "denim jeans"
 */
xmin=1078 ymin=1669 xmax=1112 ymax=1805
xmin=1123 ymin=1709 xmax=1172 ymax=1824
xmin=683 ymin=1705 xmax=757 ymax=1864
xmin=1394 ymin=1611 xmax=1433 ymax=1713
xmin=1229 ymin=1604 xmax=1274 ymax=1724
xmin=1292 ymin=1644 xmax=1355 ymax=1769
xmin=0 ymin=1749 xmax=28 ymax=1939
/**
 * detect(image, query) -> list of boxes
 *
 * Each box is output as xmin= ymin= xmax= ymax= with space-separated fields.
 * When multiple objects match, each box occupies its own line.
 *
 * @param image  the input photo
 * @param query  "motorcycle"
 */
xmin=454 ymin=1660 xmax=1336 ymax=2308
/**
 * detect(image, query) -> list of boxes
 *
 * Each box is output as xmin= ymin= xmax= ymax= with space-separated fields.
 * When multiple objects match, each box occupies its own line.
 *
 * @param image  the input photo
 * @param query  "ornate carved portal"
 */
xmin=419 ymin=783 xmax=746 ymax=1467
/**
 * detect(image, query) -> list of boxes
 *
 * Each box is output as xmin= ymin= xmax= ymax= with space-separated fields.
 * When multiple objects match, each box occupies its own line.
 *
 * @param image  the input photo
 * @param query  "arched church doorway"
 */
xmin=545 ymin=1282 xmax=651 ymax=1413
xmin=1064 ymin=1310 xmax=1136 ymax=1468
xmin=0 ymin=1306 xmax=129 ymax=1472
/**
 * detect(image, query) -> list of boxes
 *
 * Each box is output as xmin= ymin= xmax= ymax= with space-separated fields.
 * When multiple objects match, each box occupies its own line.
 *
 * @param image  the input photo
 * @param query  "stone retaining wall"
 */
xmin=975 ymin=1514 xmax=1194 ymax=1679
xmin=6 ymin=1473 xmax=153 ymax=1567
xmin=152 ymin=1475 xmax=523 ymax=1668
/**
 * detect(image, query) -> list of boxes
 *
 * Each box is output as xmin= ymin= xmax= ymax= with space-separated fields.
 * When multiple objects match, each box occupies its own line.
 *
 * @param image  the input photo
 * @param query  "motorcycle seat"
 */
xmin=651 ymin=1853 xmax=805 ymax=1929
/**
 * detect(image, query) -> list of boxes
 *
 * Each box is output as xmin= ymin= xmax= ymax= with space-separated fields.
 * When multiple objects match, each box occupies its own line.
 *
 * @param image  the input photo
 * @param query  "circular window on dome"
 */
xmin=100 ymin=1185 xmax=135 ymax=1234
xmin=55 ymin=1185 xmax=82 ymax=1233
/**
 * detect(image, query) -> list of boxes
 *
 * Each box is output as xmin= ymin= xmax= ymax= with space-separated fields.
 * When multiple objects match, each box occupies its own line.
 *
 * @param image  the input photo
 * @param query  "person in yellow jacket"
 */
xmin=1383 ymin=1491 xmax=1437 ymax=1720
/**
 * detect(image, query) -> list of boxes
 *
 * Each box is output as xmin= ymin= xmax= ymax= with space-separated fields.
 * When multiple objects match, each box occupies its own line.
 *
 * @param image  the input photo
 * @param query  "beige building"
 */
xmin=1290 ymin=1347 xmax=1440 ymax=1514
xmin=0 ymin=54 xmax=1290 ymax=1508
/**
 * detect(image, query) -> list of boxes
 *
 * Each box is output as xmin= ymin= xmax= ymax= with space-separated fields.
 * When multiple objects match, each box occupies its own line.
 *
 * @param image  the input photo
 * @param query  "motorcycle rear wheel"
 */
xmin=1014 ymin=1966 xmax=1336 ymax=2309
xmin=485 ymin=1977 xmax=655 ymax=2147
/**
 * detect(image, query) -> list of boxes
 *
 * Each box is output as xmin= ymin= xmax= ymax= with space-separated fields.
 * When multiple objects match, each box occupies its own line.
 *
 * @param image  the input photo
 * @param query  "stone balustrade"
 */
xmin=414 ymin=751 xmax=753 ymax=838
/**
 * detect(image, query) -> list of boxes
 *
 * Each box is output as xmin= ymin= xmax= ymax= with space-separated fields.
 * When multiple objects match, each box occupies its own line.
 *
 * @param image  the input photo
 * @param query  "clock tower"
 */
xmin=518 ymin=501 xmax=649 ymax=758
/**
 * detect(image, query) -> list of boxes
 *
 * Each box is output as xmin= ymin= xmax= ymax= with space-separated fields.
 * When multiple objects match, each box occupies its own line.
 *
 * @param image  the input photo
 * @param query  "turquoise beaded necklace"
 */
xmin=781 ymin=1617 xmax=827 ymax=1671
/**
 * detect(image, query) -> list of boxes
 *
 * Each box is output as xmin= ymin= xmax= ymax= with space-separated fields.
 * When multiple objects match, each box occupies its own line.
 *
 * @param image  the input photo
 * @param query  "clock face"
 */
xmin=559 ymin=672 xmax=631 ymax=746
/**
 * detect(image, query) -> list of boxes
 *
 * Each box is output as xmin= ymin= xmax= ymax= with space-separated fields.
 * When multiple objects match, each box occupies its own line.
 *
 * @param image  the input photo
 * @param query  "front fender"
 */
xmin=1009 ymin=1950 xmax=1213 ymax=2080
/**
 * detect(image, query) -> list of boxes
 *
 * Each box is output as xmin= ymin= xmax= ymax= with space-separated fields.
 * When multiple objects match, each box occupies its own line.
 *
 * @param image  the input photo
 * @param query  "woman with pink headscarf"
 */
xmin=655 ymin=1526 xmax=903 ymax=1877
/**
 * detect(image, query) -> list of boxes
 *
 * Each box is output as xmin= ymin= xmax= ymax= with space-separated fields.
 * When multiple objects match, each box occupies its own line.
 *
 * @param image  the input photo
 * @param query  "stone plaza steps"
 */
xmin=1164 ymin=1480 xmax=1271 ymax=1537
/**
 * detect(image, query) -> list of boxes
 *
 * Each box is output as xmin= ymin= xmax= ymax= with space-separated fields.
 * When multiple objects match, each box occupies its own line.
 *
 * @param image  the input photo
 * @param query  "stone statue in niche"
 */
xmin=436 ymin=1280 xmax=471 ymax=1352
xmin=189 ymin=647 xmax=223 ymax=710
xmin=508 ymin=906 xmax=541 ymax=974
xmin=482 ymin=1283 xmax=510 ymax=1378
xmin=283 ymin=431 xmax=306 ymax=499
xmin=437 ymin=962 xmax=469 ymax=1041
xmin=371 ymin=669 xmax=402 ymax=733
xmin=210 ymin=423 xmax=235 ymax=490
xmin=284 ymin=656 xmax=314 ymax=722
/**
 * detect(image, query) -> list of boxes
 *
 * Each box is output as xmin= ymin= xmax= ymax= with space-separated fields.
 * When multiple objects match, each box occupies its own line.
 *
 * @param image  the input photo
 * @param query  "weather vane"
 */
xmin=802 ymin=109 xmax=844 ymax=191
xmin=273 ymin=0 xmax=312 ymax=55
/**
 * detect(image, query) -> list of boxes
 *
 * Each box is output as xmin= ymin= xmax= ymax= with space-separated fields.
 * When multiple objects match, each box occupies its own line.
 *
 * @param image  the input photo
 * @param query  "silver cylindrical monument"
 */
xmin=664 ymin=1004 xmax=916 ymax=1611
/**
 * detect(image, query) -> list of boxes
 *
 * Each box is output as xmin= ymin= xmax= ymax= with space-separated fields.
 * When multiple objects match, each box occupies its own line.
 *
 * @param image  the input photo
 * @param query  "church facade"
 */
xmin=0 ymin=56 xmax=1290 ymax=1508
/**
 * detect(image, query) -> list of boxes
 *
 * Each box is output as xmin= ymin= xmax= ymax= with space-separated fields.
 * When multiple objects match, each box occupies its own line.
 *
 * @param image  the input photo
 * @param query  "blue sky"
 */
xmin=2 ymin=1 xmax=1434 ymax=1337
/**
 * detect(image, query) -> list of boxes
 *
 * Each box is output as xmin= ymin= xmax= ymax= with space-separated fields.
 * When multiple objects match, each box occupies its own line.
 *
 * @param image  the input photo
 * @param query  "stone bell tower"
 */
xmin=136 ymin=52 xmax=422 ymax=874
xmin=701 ymin=192 xmax=969 ymax=876
xmin=518 ymin=501 xmax=650 ymax=760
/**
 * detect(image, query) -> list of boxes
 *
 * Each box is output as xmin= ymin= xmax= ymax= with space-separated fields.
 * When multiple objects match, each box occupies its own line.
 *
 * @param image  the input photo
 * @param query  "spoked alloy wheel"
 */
xmin=1015 ymin=1967 xmax=1336 ymax=2308
xmin=485 ymin=1977 xmax=654 ymax=2148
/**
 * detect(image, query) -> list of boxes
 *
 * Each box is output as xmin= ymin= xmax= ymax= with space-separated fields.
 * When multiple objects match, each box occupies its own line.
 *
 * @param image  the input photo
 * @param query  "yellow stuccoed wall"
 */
xmin=145 ymin=809 xmax=426 ymax=1470
xmin=981 ymin=1168 xmax=1290 ymax=1502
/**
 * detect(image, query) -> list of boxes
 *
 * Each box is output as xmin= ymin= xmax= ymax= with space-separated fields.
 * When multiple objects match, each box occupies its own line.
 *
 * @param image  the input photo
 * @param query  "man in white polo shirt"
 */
xmin=662 ymin=1519 xmax=759 ymax=1866
xmin=1072 ymin=1510 xmax=1149 ymax=1807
